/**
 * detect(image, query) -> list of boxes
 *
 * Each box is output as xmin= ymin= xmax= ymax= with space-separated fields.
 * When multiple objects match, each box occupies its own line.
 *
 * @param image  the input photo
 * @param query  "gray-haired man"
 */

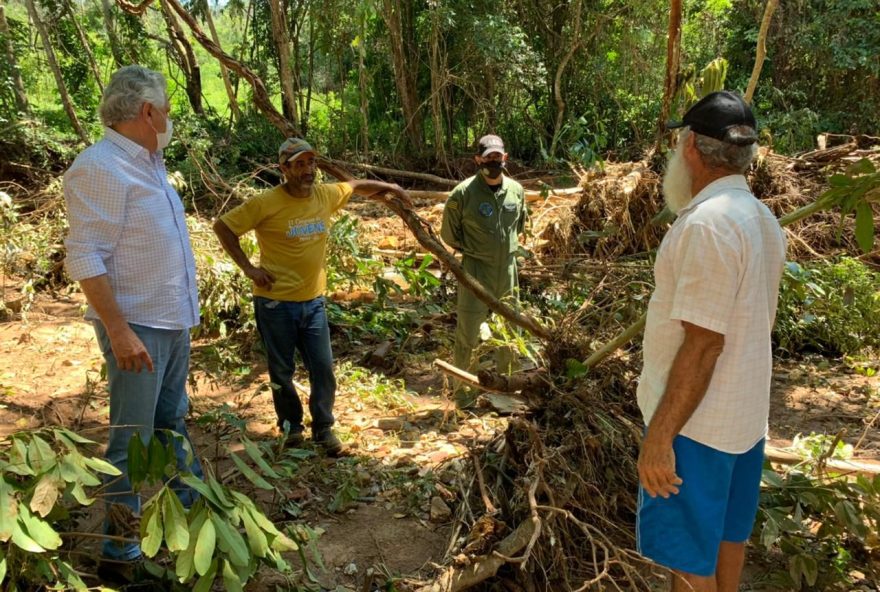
xmin=636 ymin=91 xmax=786 ymax=591
xmin=63 ymin=65 xmax=204 ymax=582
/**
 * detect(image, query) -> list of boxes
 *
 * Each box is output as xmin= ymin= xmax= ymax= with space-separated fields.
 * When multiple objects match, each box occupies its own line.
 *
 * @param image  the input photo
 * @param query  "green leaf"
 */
xmin=127 ymin=435 xmax=148 ymax=489
xmin=11 ymin=520 xmax=45 ymax=552
xmin=59 ymin=559 xmax=89 ymax=592
xmin=64 ymin=452 xmax=101 ymax=487
xmin=854 ymin=202 xmax=875 ymax=253
xmin=241 ymin=510 xmax=268 ymax=558
xmin=27 ymin=435 xmax=57 ymax=473
xmin=242 ymin=439 xmax=280 ymax=479
xmin=147 ymin=436 xmax=168 ymax=483
xmin=83 ymin=456 xmax=122 ymax=477
xmin=761 ymin=469 xmax=784 ymax=488
xmin=18 ymin=507 xmax=62 ymax=550
xmin=0 ymin=479 xmax=19 ymax=542
xmin=221 ymin=559 xmax=244 ymax=592
xmin=206 ymin=477 xmax=235 ymax=510
xmin=69 ymin=482 xmax=95 ymax=506
xmin=801 ymin=555 xmax=818 ymax=587
xmin=230 ymin=453 xmax=273 ymax=490
xmin=53 ymin=428 xmax=96 ymax=446
xmin=180 ymin=474 xmax=222 ymax=508
xmin=162 ymin=488 xmax=190 ymax=552
xmin=211 ymin=514 xmax=249 ymax=567
xmin=829 ymin=174 xmax=851 ymax=188
xmin=30 ymin=473 xmax=61 ymax=518
xmin=176 ymin=506 xmax=207 ymax=582
xmin=194 ymin=517 xmax=216 ymax=576
xmin=759 ymin=515 xmax=779 ymax=549
xmin=140 ymin=501 xmax=164 ymax=557
xmin=7 ymin=438 xmax=35 ymax=476
xmin=192 ymin=558 xmax=218 ymax=592
xmin=846 ymin=158 xmax=876 ymax=176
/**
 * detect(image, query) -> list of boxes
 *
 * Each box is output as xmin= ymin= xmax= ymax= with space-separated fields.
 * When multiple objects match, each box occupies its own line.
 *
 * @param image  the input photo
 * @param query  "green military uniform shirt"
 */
xmin=440 ymin=173 xmax=526 ymax=374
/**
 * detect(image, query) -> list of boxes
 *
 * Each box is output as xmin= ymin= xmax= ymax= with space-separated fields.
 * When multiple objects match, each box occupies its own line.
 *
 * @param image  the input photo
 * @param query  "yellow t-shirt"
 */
xmin=220 ymin=182 xmax=353 ymax=302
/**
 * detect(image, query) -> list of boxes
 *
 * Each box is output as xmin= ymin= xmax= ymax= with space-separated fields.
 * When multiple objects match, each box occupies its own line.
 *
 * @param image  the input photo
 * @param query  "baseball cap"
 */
xmin=667 ymin=91 xmax=758 ymax=146
xmin=278 ymin=137 xmax=316 ymax=165
xmin=477 ymin=134 xmax=505 ymax=157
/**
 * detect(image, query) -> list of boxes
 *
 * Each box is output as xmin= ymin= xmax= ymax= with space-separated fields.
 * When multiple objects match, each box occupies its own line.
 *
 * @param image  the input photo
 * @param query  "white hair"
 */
xmin=99 ymin=65 xmax=167 ymax=127
xmin=687 ymin=127 xmax=758 ymax=173
xmin=663 ymin=139 xmax=693 ymax=214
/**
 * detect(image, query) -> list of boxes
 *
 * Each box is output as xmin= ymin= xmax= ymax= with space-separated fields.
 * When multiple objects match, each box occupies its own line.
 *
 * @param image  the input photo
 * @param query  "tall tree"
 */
xmin=655 ymin=0 xmax=682 ymax=153
xmin=744 ymin=0 xmax=779 ymax=104
xmin=193 ymin=0 xmax=240 ymax=119
xmin=0 ymin=5 xmax=29 ymax=114
xmin=381 ymin=0 xmax=423 ymax=151
xmin=159 ymin=0 xmax=204 ymax=113
xmin=25 ymin=0 xmax=89 ymax=143
xmin=267 ymin=0 xmax=298 ymax=126
xmin=63 ymin=0 xmax=104 ymax=94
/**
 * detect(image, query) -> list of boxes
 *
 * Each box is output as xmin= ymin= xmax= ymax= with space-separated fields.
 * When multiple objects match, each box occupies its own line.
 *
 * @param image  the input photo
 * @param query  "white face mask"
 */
xmin=149 ymin=106 xmax=173 ymax=150
xmin=155 ymin=117 xmax=173 ymax=150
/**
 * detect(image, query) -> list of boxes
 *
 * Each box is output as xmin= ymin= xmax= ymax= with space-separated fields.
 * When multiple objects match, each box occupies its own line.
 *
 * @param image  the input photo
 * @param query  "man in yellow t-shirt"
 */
xmin=214 ymin=138 xmax=409 ymax=455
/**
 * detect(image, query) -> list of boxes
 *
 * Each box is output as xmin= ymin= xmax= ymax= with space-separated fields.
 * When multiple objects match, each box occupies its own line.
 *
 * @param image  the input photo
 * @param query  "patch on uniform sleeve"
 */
xmin=478 ymin=202 xmax=494 ymax=217
xmin=445 ymin=200 xmax=459 ymax=211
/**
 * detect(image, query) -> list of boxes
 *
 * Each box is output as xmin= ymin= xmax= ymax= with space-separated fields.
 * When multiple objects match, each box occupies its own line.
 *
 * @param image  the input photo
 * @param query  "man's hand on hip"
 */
xmin=246 ymin=266 xmax=276 ymax=290
xmin=638 ymin=434 xmax=682 ymax=499
xmin=108 ymin=326 xmax=154 ymax=373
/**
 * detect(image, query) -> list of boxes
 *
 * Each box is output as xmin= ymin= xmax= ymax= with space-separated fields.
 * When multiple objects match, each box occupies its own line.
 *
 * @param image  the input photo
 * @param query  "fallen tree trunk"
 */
xmin=327 ymin=158 xmax=458 ymax=188
xmin=407 ymin=186 xmax=582 ymax=204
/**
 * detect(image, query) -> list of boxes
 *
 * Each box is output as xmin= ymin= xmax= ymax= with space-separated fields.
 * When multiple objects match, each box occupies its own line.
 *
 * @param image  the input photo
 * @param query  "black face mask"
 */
xmin=480 ymin=161 xmax=505 ymax=178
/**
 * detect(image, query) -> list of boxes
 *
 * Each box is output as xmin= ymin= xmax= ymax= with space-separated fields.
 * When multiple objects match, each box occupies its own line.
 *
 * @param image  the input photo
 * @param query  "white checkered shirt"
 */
xmin=63 ymin=128 xmax=199 ymax=330
xmin=637 ymin=175 xmax=786 ymax=453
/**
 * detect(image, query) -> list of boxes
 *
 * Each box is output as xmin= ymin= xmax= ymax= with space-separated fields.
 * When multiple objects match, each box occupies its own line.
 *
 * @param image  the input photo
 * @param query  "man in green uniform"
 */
xmin=440 ymin=135 xmax=526 ymax=406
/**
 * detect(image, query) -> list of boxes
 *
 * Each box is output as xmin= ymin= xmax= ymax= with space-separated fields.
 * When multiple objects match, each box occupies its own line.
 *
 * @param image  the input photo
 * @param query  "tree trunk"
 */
xmin=157 ymin=0 xmax=299 ymax=137
xmin=381 ymin=0 xmax=423 ymax=151
xmin=202 ymin=1 xmax=240 ymax=119
xmin=428 ymin=7 xmax=448 ymax=166
xmin=548 ymin=0 xmax=583 ymax=159
xmin=654 ymin=0 xmax=682 ymax=152
xmin=356 ymin=10 xmax=369 ymax=157
xmin=744 ymin=0 xmax=779 ymax=104
xmin=98 ymin=0 xmax=127 ymax=66
xmin=159 ymin=0 xmax=203 ymax=114
xmin=0 ymin=5 xmax=28 ymax=113
xmin=64 ymin=0 xmax=104 ymax=94
xmin=231 ymin=0 xmax=253 ymax=106
xmin=267 ymin=0 xmax=298 ymax=127
xmin=25 ymin=0 xmax=89 ymax=143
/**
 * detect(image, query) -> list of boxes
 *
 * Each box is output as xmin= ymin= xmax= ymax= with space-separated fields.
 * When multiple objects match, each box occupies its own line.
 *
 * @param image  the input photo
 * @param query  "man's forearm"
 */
xmin=646 ymin=322 xmax=725 ymax=444
xmin=78 ymin=275 xmax=128 ymax=335
xmin=213 ymin=220 xmax=255 ymax=274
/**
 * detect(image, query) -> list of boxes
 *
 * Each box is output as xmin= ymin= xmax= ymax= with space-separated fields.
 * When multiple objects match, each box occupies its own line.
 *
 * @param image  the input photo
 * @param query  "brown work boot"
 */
xmin=313 ymin=429 xmax=344 ymax=456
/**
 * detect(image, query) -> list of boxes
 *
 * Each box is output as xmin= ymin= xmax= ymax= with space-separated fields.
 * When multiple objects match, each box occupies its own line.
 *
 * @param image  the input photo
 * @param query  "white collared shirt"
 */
xmin=637 ymin=175 xmax=786 ymax=453
xmin=63 ymin=128 xmax=199 ymax=330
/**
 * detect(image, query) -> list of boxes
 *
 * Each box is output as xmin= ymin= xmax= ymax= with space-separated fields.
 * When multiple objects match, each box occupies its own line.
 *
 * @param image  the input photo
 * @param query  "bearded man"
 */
xmin=635 ymin=91 xmax=786 ymax=592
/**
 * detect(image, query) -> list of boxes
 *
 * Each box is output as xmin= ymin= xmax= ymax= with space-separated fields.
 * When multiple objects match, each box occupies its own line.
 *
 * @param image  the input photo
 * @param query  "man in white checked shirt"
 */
xmin=63 ymin=65 xmax=203 ymax=582
xmin=635 ymin=92 xmax=786 ymax=591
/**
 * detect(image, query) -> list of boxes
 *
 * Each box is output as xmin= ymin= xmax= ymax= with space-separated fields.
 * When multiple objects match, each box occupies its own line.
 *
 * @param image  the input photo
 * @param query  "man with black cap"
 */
xmin=440 ymin=134 xmax=526 ymax=407
xmin=213 ymin=138 xmax=410 ymax=455
xmin=635 ymin=91 xmax=786 ymax=591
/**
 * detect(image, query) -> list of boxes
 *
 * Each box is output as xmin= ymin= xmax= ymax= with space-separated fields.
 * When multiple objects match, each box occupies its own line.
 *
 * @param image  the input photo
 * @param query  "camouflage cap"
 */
xmin=278 ymin=137 xmax=317 ymax=165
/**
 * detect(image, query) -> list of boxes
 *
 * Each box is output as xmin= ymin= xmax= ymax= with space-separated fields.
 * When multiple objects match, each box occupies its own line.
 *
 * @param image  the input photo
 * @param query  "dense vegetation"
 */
xmin=1 ymin=0 xmax=879 ymax=188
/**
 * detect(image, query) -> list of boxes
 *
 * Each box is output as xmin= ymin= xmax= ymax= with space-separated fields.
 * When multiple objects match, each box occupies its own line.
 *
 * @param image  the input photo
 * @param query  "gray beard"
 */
xmin=662 ymin=143 xmax=693 ymax=214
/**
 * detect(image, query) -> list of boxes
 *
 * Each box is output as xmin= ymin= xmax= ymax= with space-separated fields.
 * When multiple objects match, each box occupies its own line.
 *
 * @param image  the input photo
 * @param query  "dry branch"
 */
xmin=133 ymin=0 xmax=300 ymax=137
xmin=327 ymin=159 xmax=458 ymax=188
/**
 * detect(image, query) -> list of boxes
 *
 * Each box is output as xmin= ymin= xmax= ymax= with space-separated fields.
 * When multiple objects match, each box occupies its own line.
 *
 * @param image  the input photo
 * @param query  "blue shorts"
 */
xmin=636 ymin=434 xmax=764 ymax=577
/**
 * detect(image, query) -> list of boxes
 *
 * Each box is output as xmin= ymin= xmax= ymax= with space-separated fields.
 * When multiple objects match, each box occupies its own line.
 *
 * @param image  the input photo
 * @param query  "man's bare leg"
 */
xmin=715 ymin=541 xmax=746 ymax=592
xmin=671 ymin=571 xmax=716 ymax=592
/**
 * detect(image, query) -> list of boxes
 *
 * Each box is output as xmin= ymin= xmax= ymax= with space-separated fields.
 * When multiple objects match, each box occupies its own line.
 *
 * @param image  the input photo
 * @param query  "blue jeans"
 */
xmin=94 ymin=322 xmax=204 ymax=561
xmin=254 ymin=296 xmax=336 ymax=436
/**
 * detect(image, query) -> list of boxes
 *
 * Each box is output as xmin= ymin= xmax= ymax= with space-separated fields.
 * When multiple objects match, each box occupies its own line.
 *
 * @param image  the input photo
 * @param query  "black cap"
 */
xmin=477 ymin=134 xmax=505 ymax=156
xmin=667 ymin=91 xmax=758 ymax=146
